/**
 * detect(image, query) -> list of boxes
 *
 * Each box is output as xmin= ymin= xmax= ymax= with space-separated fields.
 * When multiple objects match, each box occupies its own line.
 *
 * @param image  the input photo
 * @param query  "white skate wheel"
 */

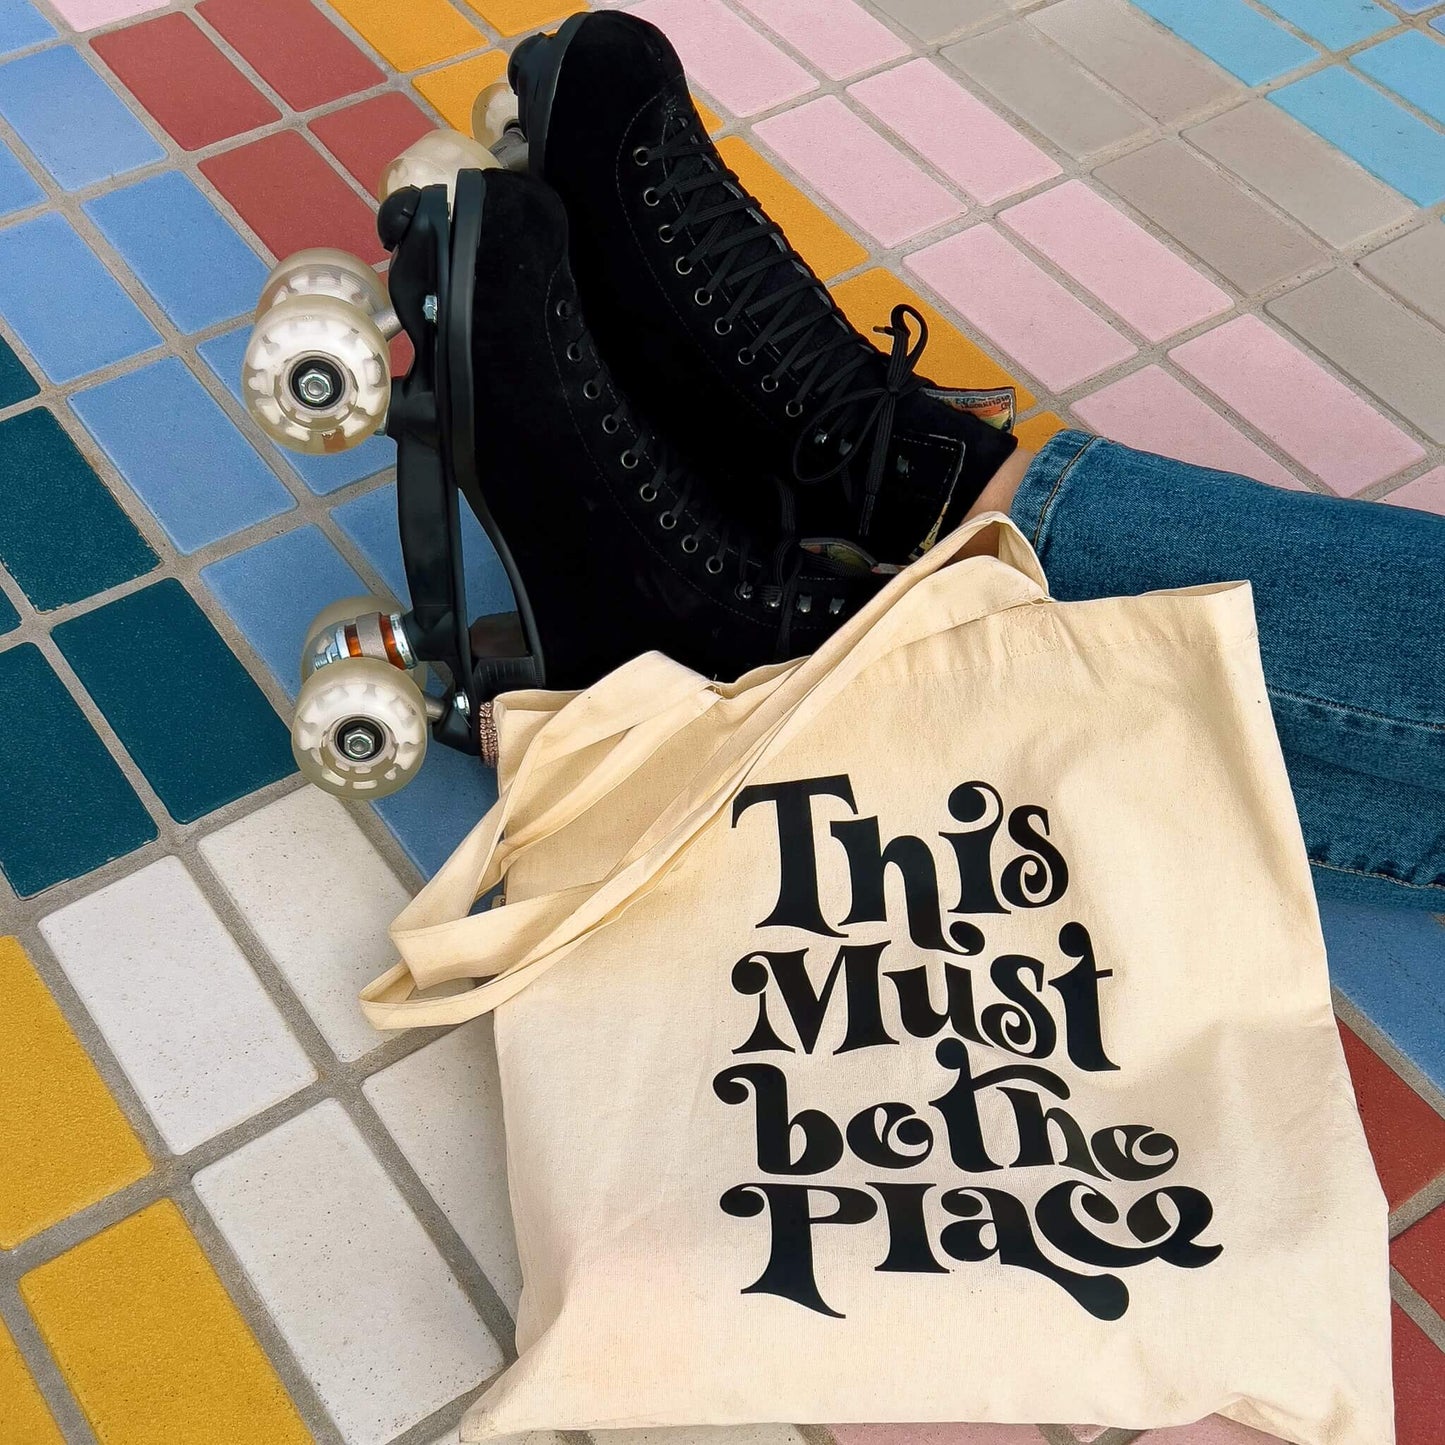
xmin=471 ymin=80 xmax=520 ymax=149
xmin=378 ymin=128 xmax=499 ymax=204
xmin=292 ymin=655 xmax=428 ymax=798
xmin=300 ymin=594 xmax=427 ymax=689
xmin=256 ymin=247 xmax=389 ymax=319
xmin=242 ymin=294 xmax=390 ymax=455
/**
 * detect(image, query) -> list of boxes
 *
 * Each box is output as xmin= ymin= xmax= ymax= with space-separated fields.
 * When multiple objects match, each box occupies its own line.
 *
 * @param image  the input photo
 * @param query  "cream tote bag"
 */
xmin=362 ymin=514 xmax=1392 ymax=1445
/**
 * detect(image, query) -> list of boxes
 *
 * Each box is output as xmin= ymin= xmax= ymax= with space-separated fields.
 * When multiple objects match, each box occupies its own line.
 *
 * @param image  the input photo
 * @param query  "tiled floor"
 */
xmin=0 ymin=0 xmax=1442 ymax=1442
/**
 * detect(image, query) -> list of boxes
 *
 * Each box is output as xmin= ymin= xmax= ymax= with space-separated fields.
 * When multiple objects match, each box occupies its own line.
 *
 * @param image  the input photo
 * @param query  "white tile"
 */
xmin=38 ymin=856 xmax=315 ymax=1154
xmin=194 ymin=1099 xmax=500 ymax=1445
xmin=364 ymin=1018 xmax=523 ymax=1314
xmin=198 ymin=788 xmax=412 ymax=1062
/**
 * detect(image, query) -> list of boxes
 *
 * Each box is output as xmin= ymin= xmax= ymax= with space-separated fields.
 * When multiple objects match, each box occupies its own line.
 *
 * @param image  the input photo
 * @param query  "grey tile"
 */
xmin=1031 ymin=0 xmax=1241 ymax=125
xmin=872 ymin=0 xmax=1012 ymax=44
xmin=1269 ymin=269 xmax=1445 ymax=444
xmin=1360 ymin=223 xmax=1445 ymax=332
xmin=944 ymin=21 xmax=1149 ymax=160
xmin=1095 ymin=139 xmax=1327 ymax=295
xmin=1187 ymin=100 xmax=1413 ymax=249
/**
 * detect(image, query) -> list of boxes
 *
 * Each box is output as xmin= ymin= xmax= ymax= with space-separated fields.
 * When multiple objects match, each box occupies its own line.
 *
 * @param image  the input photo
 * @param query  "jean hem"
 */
xmin=1008 ymin=429 xmax=1098 ymax=562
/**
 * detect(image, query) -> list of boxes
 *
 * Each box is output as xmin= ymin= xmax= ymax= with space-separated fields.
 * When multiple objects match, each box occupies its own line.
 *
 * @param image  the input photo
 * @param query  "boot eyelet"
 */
xmin=829 ymin=597 xmax=845 ymax=615
xmin=632 ymin=145 xmax=651 ymax=166
xmin=760 ymin=375 xmax=779 ymax=393
xmin=795 ymin=594 xmax=813 ymax=615
xmin=737 ymin=348 xmax=755 ymax=367
xmin=621 ymin=450 xmax=641 ymax=470
xmin=658 ymin=511 xmax=679 ymax=531
xmin=714 ymin=318 xmax=733 ymax=336
xmin=680 ymin=534 xmax=699 ymax=553
xmin=693 ymin=288 xmax=712 ymax=307
xmin=785 ymin=399 xmax=803 ymax=417
xmin=565 ymin=342 xmax=583 ymax=363
xmin=554 ymin=299 xmax=573 ymax=320
xmin=706 ymin=555 xmax=725 ymax=575
xmin=735 ymin=581 xmax=754 ymax=601
xmin=601 ymin=413 xmax=620 ymax=434
xmin=642 ymin=187 xmax=660 ymax=207
xmin=582 ymin=379 xmax=601 ymax=400
xmin=639 ymin=482 xmax=658 ymax=502
xmin=674 ymin=256 xmax=693 ymax=275
xmin=658 ymin=223 xmax=676 ymax=244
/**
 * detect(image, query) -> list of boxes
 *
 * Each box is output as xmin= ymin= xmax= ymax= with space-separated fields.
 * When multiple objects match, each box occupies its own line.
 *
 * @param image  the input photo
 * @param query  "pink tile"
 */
xmin=1385 ymin=466 xmax=1445 ymax=515
xmin=1136 ymin=1414 xmax=1280 ymax=1442
xmin=1170 ymin=315 xmax=1426 ymax=494
xmin=831 ymin=1427 xmax=1047 ymax=1445
xmin=734 ymin=0 xmax=908 ymax=79
xmin=906 ymin=224 xmax=1137 ymax=391
xmin=1072 ymin=366 xmax=1304 ymax=489
xmin=755 ymin=95 xmax=964 ymax=247
xmin=49 ymin=0 xmax=165 ymax=26
xmin=850 ymin=57 xmax=1061 ymax=205
xmin=1001 ymin=180 xmax=1232 ymax=343
xmin=629 ymin=0 xmax=817 ymax=116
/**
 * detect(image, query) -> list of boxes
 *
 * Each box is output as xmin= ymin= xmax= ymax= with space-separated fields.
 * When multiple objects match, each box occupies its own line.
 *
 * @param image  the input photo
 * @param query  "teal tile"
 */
xmin=53 ymin=579 xmax=294 ymax=823
xmin=0 ymin=643 xmax=156 ymax=896
xmin=0 ymin=587 xmax=17 ymax=633
xmin=0 ymin=410 xmax=157 ymax=610
xmin=0 ymin=329 xmax=37 ymax=407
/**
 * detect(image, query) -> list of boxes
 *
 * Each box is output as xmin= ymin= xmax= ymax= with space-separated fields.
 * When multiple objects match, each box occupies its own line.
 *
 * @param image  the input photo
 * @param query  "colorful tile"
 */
xmin=201 ymin=130 xmax=386 ymax=265
xmin=832 ymin=1427 xmax=1048 ymax=1445
xmin=461 ymin=0 xmax=575 ymax=38
xmin=309 ymin=92 xmax=436 ymax=196
xmin=1128 ymin=0 xmax=1316 ymax=87
xmin=412 ymin=50 xmax=508 ymax=132
xmin=0 ymin=45 xmax=163 ymax=190
xmin=0 ymin=328 xmax=37 ymax=407
xmin=1071 ymin=366 xmax=1302 ymax=490
xmin=46 ymin=0 xmax=165 ymax=28
xmin=1256 ymin=0 xmax=1392 ymax=48
xmin=373 ymin=737 xmax=498 ymax=878
xmin=0 ymin=135 xmax=41 ymax=215
xmin=0 ymin=408 xmax=158 ymax=610
xmin=1012 ymin=410 xmax=1068 ymax=450
xmin=1000 ymin=180 xmax=1231 ymax=343
xmin=52 ymin=579 xmax=295 ymax=824
xmin=848 ymin=57 xmax=1061 ymax=207
xmin=733 ymin=0 xmax=909 ymax=80
xmin=198 ymin=0 xmax=384 ymax=111
xmin=1359 ymin=35 xmax=1445 ymax=140
xmin=756 ymin=95 xmax=962 ymax=247
xmin=193 ymin=1100 xmax=502 ymax=1445
xmin=0 ymin=588 xmax=18 ymax=634
xmin=0 ymin=0 xmax=52 ymax=53
xmin=631 ymin=0 xmax=817 ymax=116
xmin=84 ymin=170 xmax=269 ymax=334
xmin=20 ymin=1200 xmax=311 ymax=1445
xmin=0 ymin=934 xmax=149 ymax=1245
xmin=1271 ymin=66 xmax=1445 ymax=208
xmin=906 ymin=224 xmax=1137 ymax=391
xmin=0 ymin=1318 xmax=64 ymax=1445
xmin=39 ymin=857 xmax=315 ymax=1154
xmin=1394 ymin=1304 xmax=1445 ymax=1445
xmin=1171 ymin=315 xmax=1425 ymax=493
xmin=0 ymin=647 xmax=156 ymax=897
xmin=1361 ymin=224 xmax=1445 ymax=332
xmin=198 ymin=787 xmax=414 ymax=1063
xmin=363 ymin=1017 xmax=523 ymax=1312
xmin=1385 ymin=467 xmax=1445 ymax=516
xmin=325 ymin=0 xmax=486 ymax=72
xmin=1394 ymin=1204 xmax=1445 ymax=1317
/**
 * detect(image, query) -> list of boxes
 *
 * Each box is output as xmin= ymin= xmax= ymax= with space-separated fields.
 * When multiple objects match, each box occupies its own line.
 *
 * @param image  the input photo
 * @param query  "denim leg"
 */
xmin=1010 ymin=430 xmax=1445 ymax=911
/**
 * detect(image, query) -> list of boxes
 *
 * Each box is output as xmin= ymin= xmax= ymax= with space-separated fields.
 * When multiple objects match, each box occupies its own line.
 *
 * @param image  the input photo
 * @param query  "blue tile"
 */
xmin=1353 ymin=31 xmax=1445 ymax=129
xmin=1321 ymin=901 xmax=1445 ymax=1093
xmin=1128 ymin=0 xmax=1316 ymax=85
xmin=373 ymin=739 xmax=498 ymax=879
xmin=1435 ymin=16 xmax=1445 ymax=39
xmin=1272 ymin=66 xmax=1445 ymax=206
xmin=331 ymin=482 xmax=516 ymax=622
xmin=196 ymin=325 xmax=396 ymax=496
xmin=70 ymin=357 xmax=295 ymax=555
xmin=0 ymin=213 xmax=160 ymax=383
xmin=84 ymin=171 xmax=268 ymax=335
xmin=1254 ymin=0 xmax=1392 ymax=48
xmin=0 ymin=328 xmax=36 ymax=407
xmin=0 ymin=643 xmax=156 ymax=896
xmin=0 ymin=46 xmax=162 ymax=190
xmin=0 ymin=0 xmax=53 ymax=54
xmin=0 ymin=587 xmax=17 ymax=633
xmin=0 ymin=137 xmax=41 ymax=216
xmin=201 ymin=525 xmax=367 ymax=699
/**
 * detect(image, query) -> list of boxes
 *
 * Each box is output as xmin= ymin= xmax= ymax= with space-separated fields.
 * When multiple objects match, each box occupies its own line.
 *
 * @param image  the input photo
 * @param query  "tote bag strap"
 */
xmin=361 ymin=514 xmax=1047 ymax=1028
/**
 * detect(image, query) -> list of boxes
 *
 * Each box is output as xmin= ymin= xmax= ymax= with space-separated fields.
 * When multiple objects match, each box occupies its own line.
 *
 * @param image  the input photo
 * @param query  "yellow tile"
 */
xmin=0 ymin=1320 xmax=64 ymax=1445
xmin=21 ymin=1201 xmax=312 ymax=1445
xmin=718 ymin=137 xmax=868 ymax=283
xmin=413 ymin=50 xmax=507 ymax=132
xmin=328 ymin=0 xmax=484 ymax=71
xmin=1014 ymin=410 xmax=1070 ymax=450
xmin=829 ymin=267 xmax=1038 ymax=411
xmin=461 ymin=0 xmax=573 ymax=37
xmin=0 ymin=937 xmax=149 ymax=1248
xmin=693 ymin=94 xmax=724 ymax=135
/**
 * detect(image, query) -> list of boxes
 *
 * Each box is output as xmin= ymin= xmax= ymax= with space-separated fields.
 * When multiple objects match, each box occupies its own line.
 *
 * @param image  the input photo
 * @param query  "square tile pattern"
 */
xmin=0 ymin=0 xmax=1441 ymax=1443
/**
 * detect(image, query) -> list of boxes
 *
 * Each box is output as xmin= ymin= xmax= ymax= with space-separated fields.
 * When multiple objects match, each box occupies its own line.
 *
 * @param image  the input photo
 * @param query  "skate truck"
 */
xmin=240 ymin=88 xmax=529 ymax=800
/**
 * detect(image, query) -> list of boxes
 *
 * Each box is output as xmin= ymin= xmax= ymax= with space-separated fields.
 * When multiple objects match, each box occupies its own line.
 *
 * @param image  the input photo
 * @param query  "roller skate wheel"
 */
xmin=242 ymin=294 xmax=389 ymax=455
xmin=378 ymin=128 xmax=499 ymax=204
xmin=471 ymin=80 xmax=520 ymax=149
xmin=292 ymin=656 xmax=428 ymax=798
xmin=256 ymin=247 xmax=389 ymax=319
xmin=300 ymin=594 xmax=427 ymax=689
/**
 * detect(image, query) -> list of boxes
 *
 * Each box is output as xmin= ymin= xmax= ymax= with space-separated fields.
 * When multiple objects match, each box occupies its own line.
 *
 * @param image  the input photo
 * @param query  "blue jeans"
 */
xmin=1011 ymin=431 xmax=1445 ymax=913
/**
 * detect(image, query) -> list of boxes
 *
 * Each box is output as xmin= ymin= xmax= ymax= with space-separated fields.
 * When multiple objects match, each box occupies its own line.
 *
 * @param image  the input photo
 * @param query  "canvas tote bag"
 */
xmin=362 ymin=513 xmax=1392 ymax=1445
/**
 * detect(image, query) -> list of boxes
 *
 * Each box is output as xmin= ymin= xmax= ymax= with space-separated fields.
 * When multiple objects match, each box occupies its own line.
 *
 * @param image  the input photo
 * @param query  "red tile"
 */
xmin=94 ymin=14 xmax=279 ymax=151
xmin=1394 ymin=1304 xmax=1445 ymax=1445
xmin=309 ymin=94 xmax=435 ymax=196
xmin=198 ymin=0 xmax=384 ymax=112
xmin=1340 ymin=1022 xmax=1445 ymax=1209
xmin=200 ymin=132 xmax=383 ymax=264
xmin=1394 ymin=1206 xmax=1445 ymax=1319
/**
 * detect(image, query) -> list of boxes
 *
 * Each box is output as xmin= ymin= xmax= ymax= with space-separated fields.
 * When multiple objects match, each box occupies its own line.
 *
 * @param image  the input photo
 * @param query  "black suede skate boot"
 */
xmin=508 ymin=10 xmax=1019 ymax=567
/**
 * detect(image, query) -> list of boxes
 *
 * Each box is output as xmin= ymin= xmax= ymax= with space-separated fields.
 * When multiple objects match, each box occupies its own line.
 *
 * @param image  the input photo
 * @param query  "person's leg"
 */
xmin=973 ymin=430 xmax=1445 ymax=912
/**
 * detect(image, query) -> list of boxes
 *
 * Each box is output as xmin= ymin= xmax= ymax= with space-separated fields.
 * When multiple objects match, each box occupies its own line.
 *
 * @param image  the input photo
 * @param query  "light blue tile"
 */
xmin=373 ymin=739 xmax=498 ymax=879
xmin=1254 ymin=0 xmax=1392 ymax=49
xmin=1353 ymin=31 xmax=1445 ymax=128
xmin=70 ymin=356 xmax=294 ymax=554
xmin=0 ymin=136 xmax=41 ymax=216
xmin=201 ymin=525 xmax=368 ymax=699
xmin=0 ymin=0 xmax=55 ymax=56
xmin=1128 ymin=0 xmax=1316 ymax=85
xmin=196 ymin=325 xmax=396 ymax=496
xmin=1272 ymin=66 xmax=1445 ymax=205
xmin=84 ymin=171 xmax=268 ymax=335
xmin=0 ymin=46 xmax=162 ymax=190
xmin=331 ymin=481 xmax=516 ymax=621
xmin=1434 ymin=16 xmax=1445 ymax=39
xmin=0 ymin=213 xmax=159 ymax=382
xmin=1321 ymin=902 xmax=1445 ymax=1093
